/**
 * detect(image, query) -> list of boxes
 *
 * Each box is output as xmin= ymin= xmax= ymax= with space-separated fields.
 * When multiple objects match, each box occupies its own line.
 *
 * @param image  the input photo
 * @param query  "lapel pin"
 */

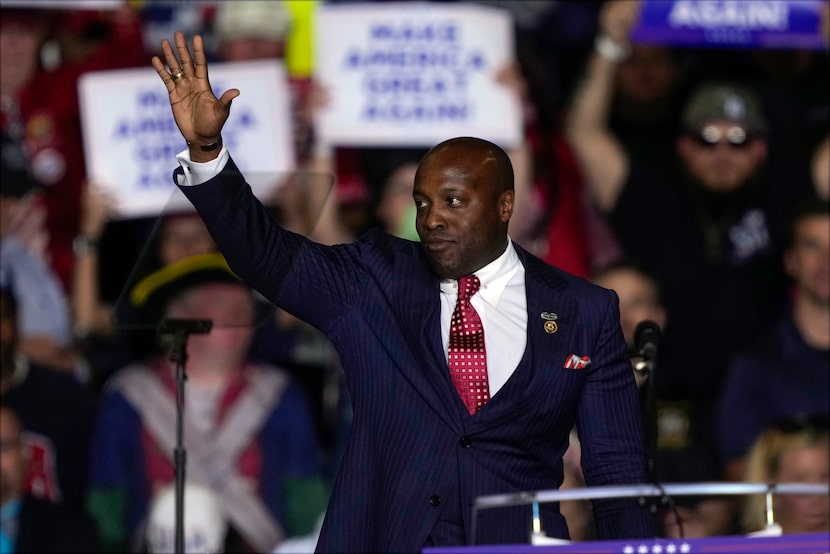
xmin=541 ymin=313 xmax=559 ymax=334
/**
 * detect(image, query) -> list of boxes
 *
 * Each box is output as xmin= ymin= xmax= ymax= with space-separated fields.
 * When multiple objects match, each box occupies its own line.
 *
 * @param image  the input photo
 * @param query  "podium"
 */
xmin=424 ymin=532 xmax=829 ymax=553
xmin=423 ymin=482 xmax=829 ymax=554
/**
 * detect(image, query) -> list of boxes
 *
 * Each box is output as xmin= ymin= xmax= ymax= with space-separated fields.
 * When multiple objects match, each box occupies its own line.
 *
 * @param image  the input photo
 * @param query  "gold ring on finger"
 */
xmin=172 ymin=71 xmax=184 ymax=81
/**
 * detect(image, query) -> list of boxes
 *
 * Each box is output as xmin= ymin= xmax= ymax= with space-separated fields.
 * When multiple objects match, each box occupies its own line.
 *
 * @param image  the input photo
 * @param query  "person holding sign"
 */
xmin=151 ymin=32 xmax=654 ymax=550
xmin=566 ymin=0 xmax=827 ymax=537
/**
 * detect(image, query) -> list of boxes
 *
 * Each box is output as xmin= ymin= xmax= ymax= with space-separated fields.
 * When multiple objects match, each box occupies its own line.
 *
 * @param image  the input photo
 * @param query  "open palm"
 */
xmin=151 ymin=32 xmax=239 ymax=145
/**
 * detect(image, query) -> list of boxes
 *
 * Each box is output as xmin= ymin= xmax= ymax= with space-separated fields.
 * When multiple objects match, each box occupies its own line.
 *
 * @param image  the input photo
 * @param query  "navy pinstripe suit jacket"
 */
xmin=178 ymin=158 xmax=654 ymax=552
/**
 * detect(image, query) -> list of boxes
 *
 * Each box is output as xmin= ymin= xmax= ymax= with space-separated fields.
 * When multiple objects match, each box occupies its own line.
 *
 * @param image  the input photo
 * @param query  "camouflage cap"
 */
xmin=681 ymin=82 xmax=767 ymax=134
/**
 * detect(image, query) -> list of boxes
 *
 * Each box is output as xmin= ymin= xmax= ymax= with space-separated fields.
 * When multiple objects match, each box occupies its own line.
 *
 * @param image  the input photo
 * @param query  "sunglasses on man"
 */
xmin=691 ymin=125 xmax=756 ymax=148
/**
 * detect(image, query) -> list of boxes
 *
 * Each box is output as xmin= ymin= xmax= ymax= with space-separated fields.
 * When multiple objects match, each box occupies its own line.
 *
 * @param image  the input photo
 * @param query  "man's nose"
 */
xmin=423 ymin=206 xmax=446 ymax=230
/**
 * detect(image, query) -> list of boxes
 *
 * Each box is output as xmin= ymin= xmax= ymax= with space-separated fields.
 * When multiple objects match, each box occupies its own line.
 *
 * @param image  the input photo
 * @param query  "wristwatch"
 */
xmin=73 ymin=235 xmax=99 ymax=256
xmin=595 ymin=34 xmax=632 ymax=63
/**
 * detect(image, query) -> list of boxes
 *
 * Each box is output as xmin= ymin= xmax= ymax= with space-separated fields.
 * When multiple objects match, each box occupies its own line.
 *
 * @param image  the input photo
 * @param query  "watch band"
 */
xmin=187 ymin=136 xmax=223 ymax=152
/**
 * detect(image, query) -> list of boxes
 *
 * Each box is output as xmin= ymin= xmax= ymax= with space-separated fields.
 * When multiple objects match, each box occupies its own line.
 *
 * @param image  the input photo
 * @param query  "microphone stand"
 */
xmin=632 ymin=320 xmax=677 ymax=532
xmin=634 ymin=351 xmax=681 ymax=535
xmin=633 ymin=321 xmax=685 ymax=536
xmin=640 ymin=357 xmax=658 ymax=486
xmin=158 ymin=318 xmax=213 ymax=554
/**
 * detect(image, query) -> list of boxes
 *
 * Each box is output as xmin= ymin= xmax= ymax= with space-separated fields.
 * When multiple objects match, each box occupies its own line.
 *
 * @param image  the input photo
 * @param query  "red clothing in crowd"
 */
xmin=1 ymin=7 xmax=148 ymax=292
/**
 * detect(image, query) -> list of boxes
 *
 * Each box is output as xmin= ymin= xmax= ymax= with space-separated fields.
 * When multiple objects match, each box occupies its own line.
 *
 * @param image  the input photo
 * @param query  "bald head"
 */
xmin=418 ymin=136 xmax=514 ymax=196
xmin=413 ymin=136 xmax=515 ymax=279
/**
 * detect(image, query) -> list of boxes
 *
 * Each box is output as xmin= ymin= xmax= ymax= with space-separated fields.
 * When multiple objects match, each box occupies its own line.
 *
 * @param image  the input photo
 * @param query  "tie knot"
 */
xmin=457 ymin=274 xmax=480 ymax=302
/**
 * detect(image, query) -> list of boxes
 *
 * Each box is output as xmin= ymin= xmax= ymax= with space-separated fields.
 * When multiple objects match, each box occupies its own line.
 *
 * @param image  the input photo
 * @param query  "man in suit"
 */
xmin=151 ymin=32 xmax=654 ymax=552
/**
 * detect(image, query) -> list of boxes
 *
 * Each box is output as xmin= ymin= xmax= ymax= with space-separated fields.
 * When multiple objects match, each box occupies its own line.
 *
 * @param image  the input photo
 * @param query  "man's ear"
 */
xmin=499 ymin=190 xmax=514 ymax=223
xmin=750 ymin=138 xmax=768 ymax=165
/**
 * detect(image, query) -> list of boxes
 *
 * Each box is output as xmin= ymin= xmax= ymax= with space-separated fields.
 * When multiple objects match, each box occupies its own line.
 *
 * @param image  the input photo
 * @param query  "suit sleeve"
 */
xmin=177 ymin=158 xmax=365 ymax=334
xmin=575 ymin=289 xmax=655 ymax=539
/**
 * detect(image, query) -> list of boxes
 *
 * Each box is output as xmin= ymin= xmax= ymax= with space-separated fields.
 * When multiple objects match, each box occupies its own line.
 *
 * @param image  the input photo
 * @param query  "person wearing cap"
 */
xmin=86 ymin=253 xmax=327 ymax=553
xmin=210 ymin=0 xmax=319 ymax=168
xmin=70 ymin=178 xmax=220 ymax=372
xmin=208 ymin=0 xmax=354 ymax=468
xmin=212 ymin=1 xmax=292 ymax=62
xmin=565 ymin=0 xmax=824 ymax=536
xmin=210 ymin=0 xmax=360 ymax=280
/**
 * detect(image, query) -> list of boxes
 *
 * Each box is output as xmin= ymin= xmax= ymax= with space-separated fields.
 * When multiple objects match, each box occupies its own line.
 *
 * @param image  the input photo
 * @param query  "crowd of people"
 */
xmin=1 ymin=0 xmax=827 ymax=552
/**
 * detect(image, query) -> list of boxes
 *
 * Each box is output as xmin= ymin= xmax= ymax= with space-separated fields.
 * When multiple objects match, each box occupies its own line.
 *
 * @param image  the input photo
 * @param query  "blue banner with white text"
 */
xmin=631 ymin=0 xmax=827 ymax=50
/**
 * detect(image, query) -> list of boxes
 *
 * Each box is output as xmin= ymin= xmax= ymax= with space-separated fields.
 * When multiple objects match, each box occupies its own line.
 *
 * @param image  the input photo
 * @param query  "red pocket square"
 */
xmin=564 ymin=354 xmax=591 ymax=369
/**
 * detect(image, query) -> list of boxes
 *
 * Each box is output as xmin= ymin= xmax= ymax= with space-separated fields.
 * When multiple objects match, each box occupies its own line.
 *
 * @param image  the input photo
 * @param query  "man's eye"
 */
xmin=448 ymin=197 xmax=461 ymax=207
xmin=415 ymin=200 xmax=427 ymax=209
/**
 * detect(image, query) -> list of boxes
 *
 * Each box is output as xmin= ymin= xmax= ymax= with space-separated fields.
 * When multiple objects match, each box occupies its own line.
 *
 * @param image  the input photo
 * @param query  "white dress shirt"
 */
xmin=175 ymin=146 xmax=230 ymax=187
xmin=176 ymin=147 xmax=529 ymax=396
xmin=440 ymin=242 xmax=527 ymax=397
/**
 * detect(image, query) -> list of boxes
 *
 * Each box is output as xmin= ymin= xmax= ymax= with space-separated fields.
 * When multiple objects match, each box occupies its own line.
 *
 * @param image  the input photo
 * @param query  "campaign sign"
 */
xmin=0 ymin=0 xmax=122 ymax=8
xmin=314 ymin=2 xmax=522 ymax=148
xmin=631 ymin=0 xmax=827 ymax=50
xmin=78 ymin=60 xmax=295 ymax=218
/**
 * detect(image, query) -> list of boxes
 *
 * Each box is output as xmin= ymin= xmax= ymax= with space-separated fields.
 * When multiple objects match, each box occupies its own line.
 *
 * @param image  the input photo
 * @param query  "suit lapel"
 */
xmin=389 ymin=246 xmax=465 ymax=432
xmin=468 ymin=247 xmax=576 ymax=433
xmin=385 ymin=242 xmax=581 ymax=433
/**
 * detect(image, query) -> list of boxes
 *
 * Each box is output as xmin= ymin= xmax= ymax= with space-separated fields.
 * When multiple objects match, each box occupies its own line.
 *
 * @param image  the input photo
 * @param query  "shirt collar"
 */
xmin=439 ymin=238 xmax=521 ymax=306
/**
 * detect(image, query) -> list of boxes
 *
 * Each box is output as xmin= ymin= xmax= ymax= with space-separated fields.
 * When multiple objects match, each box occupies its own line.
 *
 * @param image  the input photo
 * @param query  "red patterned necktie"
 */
xmin=448 ymin=274 xmax=489 ymax=414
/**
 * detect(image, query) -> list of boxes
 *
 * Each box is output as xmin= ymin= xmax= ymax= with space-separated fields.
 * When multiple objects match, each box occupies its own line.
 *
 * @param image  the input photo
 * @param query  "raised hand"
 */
xmin=151 ymin=32 xmax=239 ymax=160
xmin=599 ymin=0 xmax=643 ymax=45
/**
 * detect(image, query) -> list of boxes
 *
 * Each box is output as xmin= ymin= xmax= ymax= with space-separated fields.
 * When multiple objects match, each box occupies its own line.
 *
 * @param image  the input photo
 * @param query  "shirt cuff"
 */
xmin=175 ymin=145 xmax=230 ymax=186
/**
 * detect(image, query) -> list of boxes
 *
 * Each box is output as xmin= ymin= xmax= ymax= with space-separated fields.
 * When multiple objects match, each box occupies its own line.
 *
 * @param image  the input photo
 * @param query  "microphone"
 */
xmin=633 ymin=320 xmax=661 ymax=374
xmin=158 ymin=318 xmax=213 ymax=335
xmin=635 ymin=320 xmax=661 ymax=359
